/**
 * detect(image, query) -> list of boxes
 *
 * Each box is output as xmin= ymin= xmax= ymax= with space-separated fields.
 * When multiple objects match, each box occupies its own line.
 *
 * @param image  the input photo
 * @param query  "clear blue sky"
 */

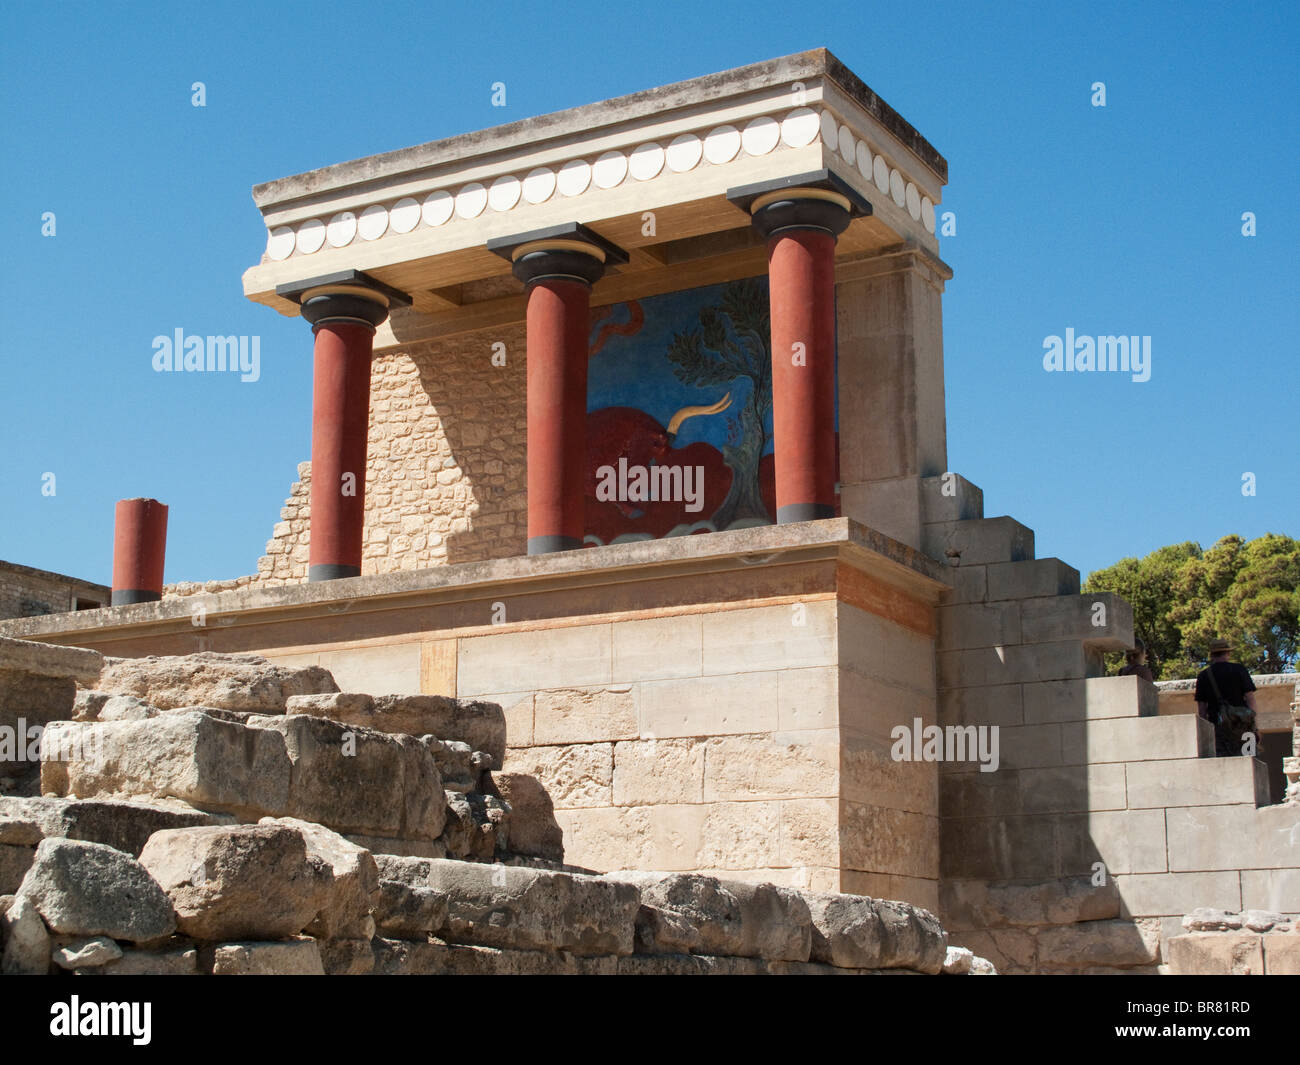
xmin=2 ymin=1 xmax=1295 ymax=587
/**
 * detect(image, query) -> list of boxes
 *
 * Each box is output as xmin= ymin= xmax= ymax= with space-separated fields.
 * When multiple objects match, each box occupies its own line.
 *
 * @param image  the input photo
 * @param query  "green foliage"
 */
xmin=1084 ymin=534 xmax=1300 ymax=679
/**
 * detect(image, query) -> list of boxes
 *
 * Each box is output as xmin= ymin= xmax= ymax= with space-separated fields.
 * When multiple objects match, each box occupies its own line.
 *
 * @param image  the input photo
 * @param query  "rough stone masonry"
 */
xmin=0 ymin=635 xmax=991 ymax=976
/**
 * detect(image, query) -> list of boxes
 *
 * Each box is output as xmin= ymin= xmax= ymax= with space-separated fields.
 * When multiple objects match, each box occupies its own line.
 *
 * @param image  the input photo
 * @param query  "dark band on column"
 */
xmin=110 ymin=589 xmax=162 ymax=606
xmin=308 ymin=563 xmax=362 ymax=582
xmin=776 ymin=503 xmax=837 ymax=525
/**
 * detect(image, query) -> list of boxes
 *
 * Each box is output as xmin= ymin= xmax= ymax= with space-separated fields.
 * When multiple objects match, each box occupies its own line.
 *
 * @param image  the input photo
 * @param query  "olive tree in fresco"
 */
xmin=666 ymin=278 xmax=771 ymax=528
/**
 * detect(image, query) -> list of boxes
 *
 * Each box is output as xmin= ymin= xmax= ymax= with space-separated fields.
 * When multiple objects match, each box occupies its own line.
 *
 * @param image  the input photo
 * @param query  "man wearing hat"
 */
xmin=1194 ymin=639 xmax=1258 ymax=757
xmin=1118 ymin=639 xmax=1155 ymax=682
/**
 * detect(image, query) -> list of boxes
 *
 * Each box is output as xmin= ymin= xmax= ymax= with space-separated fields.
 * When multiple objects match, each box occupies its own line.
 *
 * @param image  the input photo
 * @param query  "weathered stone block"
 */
xmin=18 ymin=837 xmax=175 ymax=943
xmin=1036 ymin=918 xmax=1161 ymax=969
xmin=258 ymin=817 xmax=379 ymax=939
xmin=51 ymin=934 xmax=122 ymax=969
xmin=96 ymin=651 xmax=337 ymax=712
xmin=373 ymin=854 xmax=451 ymax=937
xmin=138 ymin=824 xmax=329 ymax=942
xmin=1 ymin=893 xmax=50 ymax=974
xmin=532 ymin=685 xmax=639 ymax=744
xmin=424 ymin=860 xmax=639 ymax=956
xmin=922 ymin=517 xmax=1034 ymax=567
xmin=612 ymin=738 xmax=704 ymax=805
xmin=0 ymin=795 xmax=220 ymax=857
xmin=207 ymin=937 xmax=325 ymax=975
xmin=1262 ymin=934 xmax=1300 ymax=975
xmin=985 ymin=558 xmax=1079 ymax=602
xmin=1166 ymin=932 xmax=1264 ymax=975
xmin=503 ymin=743 xmax=612 ymax=808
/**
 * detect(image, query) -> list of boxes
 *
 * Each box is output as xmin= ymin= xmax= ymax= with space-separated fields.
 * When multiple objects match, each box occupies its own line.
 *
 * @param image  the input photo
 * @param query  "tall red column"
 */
xmin=749 ymin=187 xmax=854 ymax=523
xmin=308 ymin=320 xmax=375 ymax=580
xmin=111 ymin=497 xmax=168 ymax=605
xmin=490 ymin=228 xmax=625 ymax=554
xmin=280 ymin=274 xmax=407 ymax=581
xmin=524 ymin=277 xmax=592 ymax=553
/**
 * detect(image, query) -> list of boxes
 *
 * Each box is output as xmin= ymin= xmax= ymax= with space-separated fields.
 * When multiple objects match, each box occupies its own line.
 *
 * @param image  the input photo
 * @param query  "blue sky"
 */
xmin=1 ymin=0 xmax=1295 ymax=586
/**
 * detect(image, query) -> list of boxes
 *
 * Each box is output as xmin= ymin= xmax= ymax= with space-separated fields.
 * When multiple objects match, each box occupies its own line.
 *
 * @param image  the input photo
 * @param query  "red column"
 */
xmin=308 ymin=321 xmax=374 ymax=581
xmin=525 ymin=279 xmax=591 ymax=553
xmin=768 ymin=228 xmax=839 ymax=522
xmin=111 ymin=497 xmax=168 ymax=605
xmin=748 ymin=188 xmax=853 ymax=524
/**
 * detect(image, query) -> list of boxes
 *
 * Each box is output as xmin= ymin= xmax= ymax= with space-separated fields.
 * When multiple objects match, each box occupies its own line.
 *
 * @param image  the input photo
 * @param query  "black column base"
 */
xmin=776 ymin=503 xmax=836 ymax=524
xmin=527 ymin=535 xmax=584 ymax=555
xmin=308 ymin=563 xmax=362 ymax=582
xmin=110 ymin=589 xmax=162 ymax=606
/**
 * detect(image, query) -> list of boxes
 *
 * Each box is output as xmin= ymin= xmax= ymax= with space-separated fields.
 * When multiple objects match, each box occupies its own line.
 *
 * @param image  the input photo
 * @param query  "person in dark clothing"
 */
xmin=1118 ymin=639 xmax=1155 ymax=682
xmin=1194 ymin=638 xmax=1258 ymax=757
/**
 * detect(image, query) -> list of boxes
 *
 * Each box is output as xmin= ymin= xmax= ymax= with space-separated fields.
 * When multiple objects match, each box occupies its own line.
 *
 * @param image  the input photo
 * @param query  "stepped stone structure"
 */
xmin=1 ymin=50 xmax=1294 ymax=974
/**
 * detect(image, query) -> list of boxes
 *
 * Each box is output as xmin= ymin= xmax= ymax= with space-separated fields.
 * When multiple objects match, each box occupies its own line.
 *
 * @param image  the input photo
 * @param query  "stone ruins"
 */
xmin=1 ymin=49 xmax=1295 ymax=975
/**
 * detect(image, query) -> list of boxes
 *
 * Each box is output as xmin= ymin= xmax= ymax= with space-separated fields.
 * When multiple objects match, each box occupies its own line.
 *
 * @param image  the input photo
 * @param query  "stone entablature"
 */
xmin=241 ymin=49 xmax=948 ymax=353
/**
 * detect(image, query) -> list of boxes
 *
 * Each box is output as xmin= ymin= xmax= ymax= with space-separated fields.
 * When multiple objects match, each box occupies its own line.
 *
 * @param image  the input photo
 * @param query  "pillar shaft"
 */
xmin=308 ymin=321 xmax=374 ymax=580
xmin=111 ymin=498 xmax=168 ymax=605
xmin=768 ymin=227 xmax=839 ymax=522
xmin=525 ymin=279 xmax=591 ymax=553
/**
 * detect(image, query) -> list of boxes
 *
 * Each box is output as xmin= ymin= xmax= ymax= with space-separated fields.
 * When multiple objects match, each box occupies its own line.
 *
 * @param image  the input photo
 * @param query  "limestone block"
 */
xmin=138 ymin=824 xmax=330 ymax=942
xmin=806 ymin=892 xmax=885 ymax=968
xmin=207 ymin=937 xmax=325 ymax=975
xmin=1084 ymin=714 xmax=1213 ymax=764
xmin=491 ymin=773 xmax=562 ymax=861
xmin=920 ymin=474 xmax=984 ymax=524
xmin=602 ymin=871 xmax=745 ymax=956
xmin=939 ymin=641 xmax=1096 ymax=690
xmin=1167 ymin=803 xmax=1300 ymax=872
xmin=1240 ymin=868 xmax=1300 ymax=913
xmin=1058 ymin=809 xmax=1168 ymax=876
xmin=640 ymin=672 xmax=779 ymax=738
xmin=778 ymin=666 xmax=839 ymax=731
xmin=840 ymin=802 xmax=940 ymax=882
xmin=936 ymin=602 xmax=1020 ymax=651
xmin=1166 ymin=932 xmax=1264 ymax=975
xmin=427 ymin=739 xmax=475 ymax=794
xmin=611 ymin=615 xmax=702 ymax=683
xmin=18 ymin=837 xmax=175 ymax=942
xmin=702 ymin=731 xmax=838 ymax=802
xmin=1263 ymin=934 xmax=1300 ymax=975
xmin=258 ymin=817 xmax=379 ymax=939
xmin=1018 ymin=592 xmax=1132 ymax=649
xmin=0 ymin=893 xmax=50 ymax=974
xmin=314 ymin=644 xmax=422 ymax=698
xmin=1125 ymin=757 xmax=1270 ymax=809
xmin=51 ymin=935 xmax=122 ymax=969
xmin=940 ymin=875 xmax=1120 ymax=930
xmin=701 ymin=602 xmax=836 ymax=674
xmin=612 ymin=738 xmax=704 ymax=805
xmin=938 ymin=684 xmax=1023 ymax=729
xmin=942 ymin=945 xmax=974 ymax=974
xmin=842 ymin=735 xmax=937 ymax=814
xmin=372 ymin=855 xmax=451 ymax=937
xmin=0 ymin=795 xmax=219 ymax=858
xmin=40 ymin=711 xmax=293 ymax=819
xmin=1037 ymin=919 xmax=1161 ymax=969
xmin=533 ymin=685 xmax=638 ymax=745
xmin=1019 ymin=764 xmax=1127 ymax=814
xmin=996 ymin=723 xmax=1065 ymax=769
xmin=922 ymin=517 xmax=1035 ymax=567
xmin=941 ymin=772 xmax=1021 ymax=820
xmin=1022 ymin=676 xmax=1156 ymax=725
xmin=946 ymin=928 xmax=1036 ymax=973
xmin=503 ymin=743 xmax=612 ymax=808
xmin=939 ymin=564 xmax=988 ymax=605
xmin=458 ymin=623 xmax=612 ymax=695
xmin=985 ymin=558 xmax=1080 ymax=602
xmin=73 ymin=692 xmax=158 ymax=722
xmin=421 ymin=860 xmax=639 ymax=956
xmin=248 ymin=714 xmax=445 ymax=840
xmin=872 ymin=898 xmax=947 ymax=973
xmin=725 ymin=880 xmax=811 ymax=962
xmin=838 ymin=605 xmax=935 ymax=695
xmin=287 ymin=692 xmax=506 ymax=768
xmin=0 ymin=636 xmax=103 ymax=686
xmin=96 ymin=652 xmax=337 ymax=712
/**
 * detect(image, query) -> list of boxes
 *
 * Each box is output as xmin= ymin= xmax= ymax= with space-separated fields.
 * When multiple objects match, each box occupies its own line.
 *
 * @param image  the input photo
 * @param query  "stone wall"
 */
xmin=0 ymin=561 xmax=109 ymax=620
xmin=0 ymin=636 xmax=988 ymax=977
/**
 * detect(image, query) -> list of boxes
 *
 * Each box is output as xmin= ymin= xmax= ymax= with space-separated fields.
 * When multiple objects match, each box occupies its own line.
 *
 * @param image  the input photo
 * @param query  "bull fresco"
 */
xmin=586 ymin=277 xmax=835 ymax=545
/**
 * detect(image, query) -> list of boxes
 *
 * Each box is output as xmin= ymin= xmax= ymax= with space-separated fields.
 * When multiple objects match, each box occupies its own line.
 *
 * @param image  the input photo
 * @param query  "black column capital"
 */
xmin=728 ymin=168 xmax=871 ymax=241
xmin=488 ymin=222 xmax=628 ymax=287
xmin=277 ymin=269 xmax=412 ymax=331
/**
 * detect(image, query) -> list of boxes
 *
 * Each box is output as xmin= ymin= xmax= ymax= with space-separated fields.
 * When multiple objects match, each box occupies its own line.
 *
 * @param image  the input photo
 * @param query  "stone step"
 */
xmin=1084 ymin=713 xmax=1215 ymax=764
xmin=1018 ymin=676 xmax=1158 ymax=725
xmin=922 ymin=517 xmax=1035 ymax=567
xmin=1124 ymin=756 xmax=1270 ymax=810
xmin=986 ymin=558 xmax=1080 ymax=602
xmin=1018 ymin=593 xmax=1133 ymax=650
xmin=939 ymin=640 xmax=1104 ymax=689
xmin=920 ymin=474 xmax=984 ymax=524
